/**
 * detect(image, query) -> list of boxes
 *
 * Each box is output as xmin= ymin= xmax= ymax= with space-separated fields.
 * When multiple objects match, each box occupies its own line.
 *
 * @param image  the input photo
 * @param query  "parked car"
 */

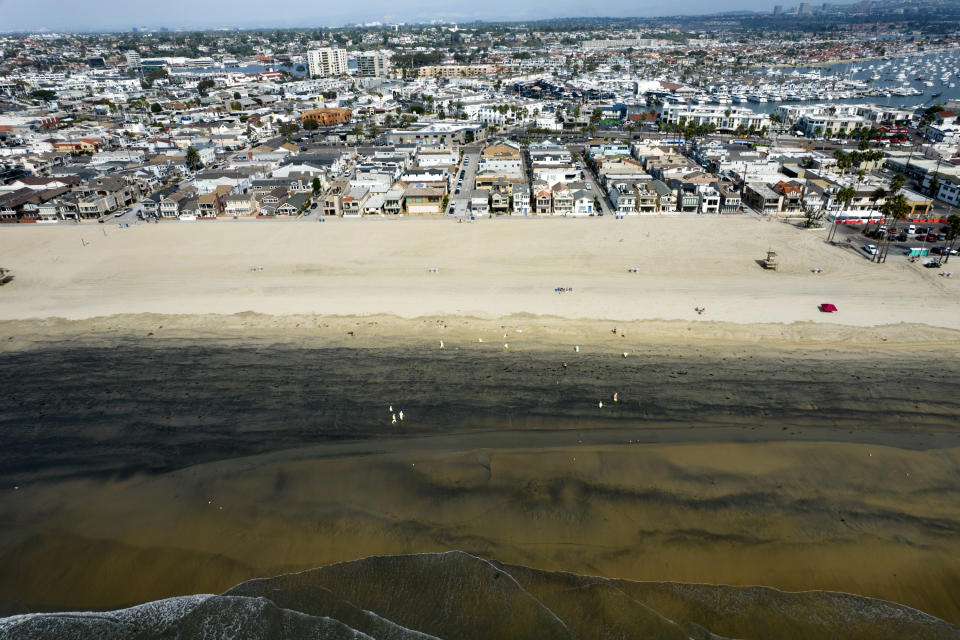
xmin=931 ymin=246 xmax=947 ymax=255
xmin=923 ymin=259 xmax=942 ymax=268
xmin=862 ymin=244 xmax=878 ymax=256
xmin=896 ymin=233 xmax=908 ymax=242
xmin=907 ymin=224 xmax=916 ymax=234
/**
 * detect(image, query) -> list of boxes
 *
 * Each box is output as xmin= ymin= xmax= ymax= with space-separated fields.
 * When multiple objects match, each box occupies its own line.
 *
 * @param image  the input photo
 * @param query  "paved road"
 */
xmin=565 ymin=144 xmax=614 ymax=217
xmin=449 ymin=145 xmax=481 ymax=218
xmin=97 ymin=202 xmax=146 ymax=227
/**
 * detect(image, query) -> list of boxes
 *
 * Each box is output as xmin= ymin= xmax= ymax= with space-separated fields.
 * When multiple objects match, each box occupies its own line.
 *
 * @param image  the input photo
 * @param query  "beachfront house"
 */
xmin=384 ymin=188 xmax=404 ymax=216
xmin=742 ymin=182 xmax=783 ymax=215
xmin=551 ymin=183 xmax=574 ymax=215
xmin=698 ymin=186 xmax=722 ymax=215
xmin=275 ymin=193 xmax=309 ymax=216
xmin=652 ymin=180 xmax=676 ymax=212
xmin=225 ymin=194 xmax=259 ymax=217
xmin=533 ymin=181 xmax=553 ymax=215
xmin=772 ymin=180 xmax=804 ymax=213
xmin=716 ymin=181 xmax=742 ymax=214
xmin=469 ymin=189 xmax=490 ymax=215
xmin=512 ymin=183 xmax=531 ymax=215
xmin=403 ymin=186 xmax=444 ymax=215
xmin=573 ymin=189 xmax=594 ymax=216
xmin=609 ymin=182 xmax=637 ymax=214
xmin=633 ymin=182 xmax=658 ymax=214
xmin=340 ymin=187 xmax=371 ymax=217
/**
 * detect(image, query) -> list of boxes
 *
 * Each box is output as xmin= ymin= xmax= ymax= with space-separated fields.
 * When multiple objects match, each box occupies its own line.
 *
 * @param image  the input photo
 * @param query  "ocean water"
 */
xmin=1 ymin=338 xmax=960 ymax=636
xmin=2 ymin=551 xmax=958 ymax=640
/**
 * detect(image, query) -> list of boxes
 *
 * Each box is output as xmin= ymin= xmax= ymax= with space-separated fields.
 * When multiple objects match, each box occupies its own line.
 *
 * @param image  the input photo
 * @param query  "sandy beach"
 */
xmin=1 ymin=216 xmax=958 ymax=328
xmin=1 ymin=217 xmax=960 ymax=627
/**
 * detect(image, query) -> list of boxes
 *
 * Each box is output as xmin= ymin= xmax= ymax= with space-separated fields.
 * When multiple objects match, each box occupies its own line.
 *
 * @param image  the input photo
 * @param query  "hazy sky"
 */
xmin=1 ymin=0 xmax=783 ymax=32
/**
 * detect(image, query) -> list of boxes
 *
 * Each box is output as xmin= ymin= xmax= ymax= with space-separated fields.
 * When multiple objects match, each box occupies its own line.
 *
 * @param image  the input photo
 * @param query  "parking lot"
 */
xmin=833 ymin=220 xmax=957 ymax=264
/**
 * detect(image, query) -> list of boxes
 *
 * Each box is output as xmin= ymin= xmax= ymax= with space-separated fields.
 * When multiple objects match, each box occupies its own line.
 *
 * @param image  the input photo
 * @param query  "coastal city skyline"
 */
xmin=2 ymin=1 xmax=960 ymax=638
xmin=4 ymin=0 xmax=858 ymax=31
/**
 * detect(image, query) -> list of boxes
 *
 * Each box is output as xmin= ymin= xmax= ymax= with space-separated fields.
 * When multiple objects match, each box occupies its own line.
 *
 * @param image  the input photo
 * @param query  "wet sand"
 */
xmin=1 ymin=316 xmax=959 ymax=624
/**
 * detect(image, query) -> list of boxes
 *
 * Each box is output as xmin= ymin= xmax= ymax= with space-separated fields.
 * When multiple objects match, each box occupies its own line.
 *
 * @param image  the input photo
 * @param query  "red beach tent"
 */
xmin=819 ymin=303 xmax=838 ymax=313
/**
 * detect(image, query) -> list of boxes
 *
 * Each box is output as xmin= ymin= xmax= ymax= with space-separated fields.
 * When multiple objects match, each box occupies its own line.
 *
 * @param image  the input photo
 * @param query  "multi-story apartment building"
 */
xmin=125 ymin=50 xmax=141 ymax=71
xmin=307 ymin=48 xmax=348 ymax=78
xmin=357 ymin=52 xmax=391 ymax=78
xmin=660 ymin=105 xmax=770 ymax=132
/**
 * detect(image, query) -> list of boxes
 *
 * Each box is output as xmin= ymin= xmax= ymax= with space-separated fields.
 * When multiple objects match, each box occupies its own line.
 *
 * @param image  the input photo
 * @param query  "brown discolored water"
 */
xmin=1 ymin=337 xmax=960 ymax=635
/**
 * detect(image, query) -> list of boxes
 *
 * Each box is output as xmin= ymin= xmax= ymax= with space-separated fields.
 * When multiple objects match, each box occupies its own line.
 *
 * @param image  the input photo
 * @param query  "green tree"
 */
xmin=150 ymin=102 xmax=162 ymax=114
xmin=278 ymin=122 xmax=300 ymax=138
xmin=197 ymin=78 xmax=215 ymax=96
xmin=834 ymin=149 xmax=851 ymax=174
xmin=303 ymin=118 xmax=318 ymax=130
xmin=803 ymin=204 xmax=825 ymax=228
xmin=312 ymin=177 xmax=322 ymax=194
xmin=29 ymin=89 xmax=57 ymax=101
xmin=889 ymin=173 xmax=905 ymax=194
xmin=142 ymin=68 xmax=168 ymax=88
xmin=185 ymin=146 xmax=201 ymax=169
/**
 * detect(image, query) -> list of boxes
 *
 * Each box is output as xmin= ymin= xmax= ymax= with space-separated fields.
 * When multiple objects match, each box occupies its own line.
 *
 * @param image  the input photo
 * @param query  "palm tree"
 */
xmin=889 ymin=172 xmax=905 ymax=195
xmin=943 ymin=214 xmax=960 ymax=265
xmin=870 ymin=187 xmax=887 ymax=234
xmin=877 ymin=193 xmax=909 ymax=263
xmin=829 ymin=186 xmax=856 ymax=243
xmin=834 ymin=149 xmax=851 ymax=174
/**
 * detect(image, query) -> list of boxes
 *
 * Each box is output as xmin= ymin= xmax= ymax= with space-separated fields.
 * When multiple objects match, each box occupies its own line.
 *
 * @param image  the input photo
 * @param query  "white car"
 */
xmin=862 ymin=244 xmax=878 ymax=256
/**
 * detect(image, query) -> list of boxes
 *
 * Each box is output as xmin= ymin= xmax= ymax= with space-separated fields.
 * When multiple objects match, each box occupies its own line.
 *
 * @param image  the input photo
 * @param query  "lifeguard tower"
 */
xmin=763 ymin=249 xmax=778 ymax=271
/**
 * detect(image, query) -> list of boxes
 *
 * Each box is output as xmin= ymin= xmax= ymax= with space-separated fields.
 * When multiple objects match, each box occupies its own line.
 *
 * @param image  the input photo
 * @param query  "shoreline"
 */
xmin=4 ymin=312 xmax=960 ymax=352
